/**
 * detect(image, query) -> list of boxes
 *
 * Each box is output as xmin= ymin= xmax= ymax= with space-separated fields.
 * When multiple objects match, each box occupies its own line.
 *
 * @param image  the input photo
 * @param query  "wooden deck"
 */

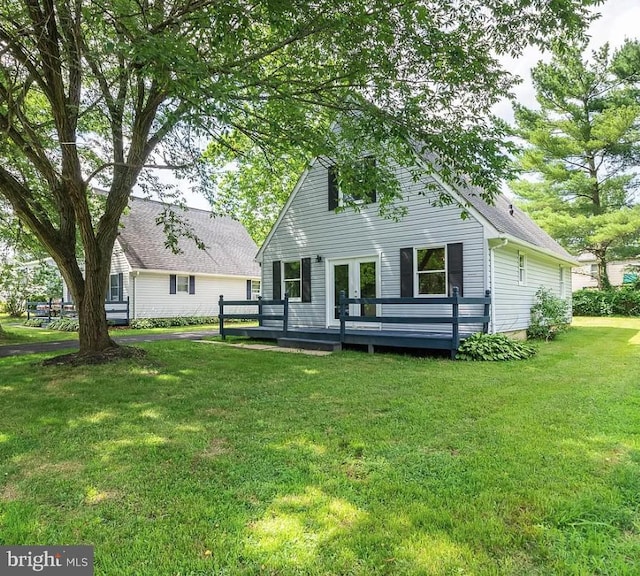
xmin=218 ymin=289 xmax=491 ymax=358
xmin=222 ymin=324 xmax=478 ymax=352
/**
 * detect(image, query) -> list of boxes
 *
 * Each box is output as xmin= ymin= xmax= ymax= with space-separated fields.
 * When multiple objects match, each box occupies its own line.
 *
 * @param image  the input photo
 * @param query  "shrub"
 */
xmin=129 ymin=316 xmax=218 ymax=329
xmin=572 ymin=288 xmax=640 ymax=317
xmin=528 ymin=287 xmax=570 ymax=341
xmin=23 ymin=318 xmax=47 ymax=327
xmin=456 ymin=333 xmax=536 ymax=361
xmin=47 ymin=318 xmax=79 ymax=332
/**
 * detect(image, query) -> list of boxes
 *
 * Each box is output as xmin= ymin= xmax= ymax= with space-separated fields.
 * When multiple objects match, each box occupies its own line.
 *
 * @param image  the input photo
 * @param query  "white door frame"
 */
xmin=325 ymin=254 xmax=381 ymax=328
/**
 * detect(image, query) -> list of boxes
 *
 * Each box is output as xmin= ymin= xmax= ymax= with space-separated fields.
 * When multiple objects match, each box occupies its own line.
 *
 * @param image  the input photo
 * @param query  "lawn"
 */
xmin=0 ymin=319 xmax=639 ymax=575
xmin=0 ymin=315 xmax=221 ymax=345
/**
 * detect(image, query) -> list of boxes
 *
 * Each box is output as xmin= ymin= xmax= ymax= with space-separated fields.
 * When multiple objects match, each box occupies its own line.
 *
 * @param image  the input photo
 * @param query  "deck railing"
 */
xmin=26 ymin=298 xmax=130 ymax=325
xmin=218 ymin=294 xmax=289 ymax=339
xmin=338 ymin=288 xmax=491 ymax=350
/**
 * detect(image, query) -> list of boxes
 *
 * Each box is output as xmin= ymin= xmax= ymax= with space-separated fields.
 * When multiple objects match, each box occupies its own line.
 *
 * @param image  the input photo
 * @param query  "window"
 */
xmin=250 ymin=279 xmax=261 ymax=300
xmin=416 ymin=247 xmax=446 ymax=295
xmin=328 ymin=157 xmax=377 ymax=210
xmin=518 ymin=252 xmax=527 ymax=285
xmin=177 ymin=275 xmax=189 ymax=293
xmin=283 ymin=261 xmax=301 ymax=300
xmin=108 ymin=273 xmax=121 ymax=302
xmin=589 ymin=263 xmax=598 ymax=276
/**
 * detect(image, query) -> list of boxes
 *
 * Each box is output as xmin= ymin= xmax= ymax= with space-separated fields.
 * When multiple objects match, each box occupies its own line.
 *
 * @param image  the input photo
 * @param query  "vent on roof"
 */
xmin=508 ymin=204 xmax=514 ymax=216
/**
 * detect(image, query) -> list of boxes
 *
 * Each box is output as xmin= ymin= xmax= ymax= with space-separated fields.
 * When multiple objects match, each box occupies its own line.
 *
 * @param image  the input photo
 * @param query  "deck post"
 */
xmin=257 ymin=296 xmax=263 ymax=327
xmin=339 ymin=289 xmax=346 ymax=343
xmin=451 ymin=287 xmax=460 ymax=359
xmin=483 ymin=290 xmax=491 ymax=334
xmin=218 ymin=294 xmax=225 ymax=339
xmin=283 ymin=293 xmax=289 ymax=336
xmin=126 ymin=296 xmax=130 ymax=325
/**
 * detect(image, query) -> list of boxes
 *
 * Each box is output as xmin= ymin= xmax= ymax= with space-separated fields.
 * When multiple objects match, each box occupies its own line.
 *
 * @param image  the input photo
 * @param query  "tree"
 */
xmin=510 ymin=40 xmax=640 ymax=289
xmin=1 ymin=0 xmax=598 ymax=358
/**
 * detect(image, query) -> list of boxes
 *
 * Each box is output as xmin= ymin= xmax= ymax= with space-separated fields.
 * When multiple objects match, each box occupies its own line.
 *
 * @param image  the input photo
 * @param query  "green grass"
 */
xmin=0 ymin=317 xmax=221 ymax=345
xmin=1 ymin=319 xmax=639 ymax=575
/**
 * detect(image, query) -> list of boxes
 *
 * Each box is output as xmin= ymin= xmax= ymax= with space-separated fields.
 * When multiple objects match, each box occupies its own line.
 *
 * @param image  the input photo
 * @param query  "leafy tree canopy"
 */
xmin=0 ymin=0 xmax=599 ymax=356
xmin=510 ymin=39 xmax=640 ymax=289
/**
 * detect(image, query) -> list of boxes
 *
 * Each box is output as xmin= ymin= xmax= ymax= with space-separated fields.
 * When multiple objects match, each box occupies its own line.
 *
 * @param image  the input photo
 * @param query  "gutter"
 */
xmin=489 ymin=237 xmax=509 ymax=334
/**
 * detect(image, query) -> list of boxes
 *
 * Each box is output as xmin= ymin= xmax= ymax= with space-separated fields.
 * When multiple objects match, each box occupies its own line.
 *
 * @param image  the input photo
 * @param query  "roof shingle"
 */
xmin=117 ymin=196 xmax=260 ymax=277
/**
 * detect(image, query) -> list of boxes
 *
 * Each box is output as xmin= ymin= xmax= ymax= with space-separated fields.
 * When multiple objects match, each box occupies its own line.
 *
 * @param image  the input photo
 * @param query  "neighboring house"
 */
xmin=572 ymin=253 xmax=640 ymax=290
xmin=256 ymin=157 xmax=576 ymax=337
xmin=64 ymin=196 xmax=261 ymax=320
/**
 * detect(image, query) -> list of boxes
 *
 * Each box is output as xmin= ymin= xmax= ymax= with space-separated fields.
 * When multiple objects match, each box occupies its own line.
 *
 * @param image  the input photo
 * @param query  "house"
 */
xmin=250 ymin=156 xmax=576 ymax=341
xmin=64 ymin=196 xmax=261 ymax=321
xmin=572 ymin=253 xmax=639 ymax=290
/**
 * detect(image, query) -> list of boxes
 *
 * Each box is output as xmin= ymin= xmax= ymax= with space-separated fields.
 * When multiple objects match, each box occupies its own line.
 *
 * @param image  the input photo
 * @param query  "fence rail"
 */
xmin=338 ymin=287 xmax=491 ymax=349
xmin=26 ymin=298 xmax=130 ymax=325
xmin=218 ymin=295 xmax=289 ymax=338
xmin=218 ymin=289 xmax=491 ymax=350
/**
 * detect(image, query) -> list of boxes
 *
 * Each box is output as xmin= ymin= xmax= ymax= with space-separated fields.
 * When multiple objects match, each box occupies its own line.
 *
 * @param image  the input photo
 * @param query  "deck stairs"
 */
xmin=277 ymin=337 xmax=342 ymax=352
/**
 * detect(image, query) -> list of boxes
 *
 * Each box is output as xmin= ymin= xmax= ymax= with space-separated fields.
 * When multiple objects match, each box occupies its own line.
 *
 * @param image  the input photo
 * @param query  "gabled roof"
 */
xmin=258 ymin=155 xmax=576 ymax=266
xmin=118 ymin=196 xmax=260 ymax=277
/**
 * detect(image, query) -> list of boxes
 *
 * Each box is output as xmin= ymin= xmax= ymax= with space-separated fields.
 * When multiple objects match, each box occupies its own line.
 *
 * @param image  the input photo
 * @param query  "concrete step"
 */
xmin=277 ymin=337 xmax=342 ymax=352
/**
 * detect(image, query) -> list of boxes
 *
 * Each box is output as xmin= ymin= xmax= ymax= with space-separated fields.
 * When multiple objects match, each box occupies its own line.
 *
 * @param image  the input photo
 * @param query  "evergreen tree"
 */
xmin=510 ymin=40 xmax=640 ymax=289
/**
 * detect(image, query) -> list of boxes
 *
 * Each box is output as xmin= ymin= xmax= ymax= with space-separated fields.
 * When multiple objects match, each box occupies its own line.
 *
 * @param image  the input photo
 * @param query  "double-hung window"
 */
xmin=283 ymin=261 xmax=301 ymax=300
xmin=518 ymin=252 xmax=527 ymax=285
xmin=416 ymin=247 xmax=446 ymax=296
xmin=177 ymin=275 xmax=189 ymax=293
xmin=250 ymin=279 xmax=261 ymax=300
xmin=108 ymin=273 xmax=121 ymax=302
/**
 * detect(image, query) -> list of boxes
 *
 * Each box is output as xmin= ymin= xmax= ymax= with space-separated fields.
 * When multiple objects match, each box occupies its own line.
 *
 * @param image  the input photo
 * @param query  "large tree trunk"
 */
xmin=75 ymin=274 xmax=115 ymax=354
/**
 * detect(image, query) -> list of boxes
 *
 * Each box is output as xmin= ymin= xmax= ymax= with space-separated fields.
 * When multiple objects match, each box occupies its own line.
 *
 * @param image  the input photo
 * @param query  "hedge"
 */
xmin=572 ymin=288 xmax=640 ymax=317
xmin=129 ymin=316 xmax=219 ymax=329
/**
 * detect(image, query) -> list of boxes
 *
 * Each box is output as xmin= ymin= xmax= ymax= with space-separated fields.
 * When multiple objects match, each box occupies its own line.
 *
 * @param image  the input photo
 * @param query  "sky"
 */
xmin=494 ymin=0 xmax=640 ymax=123
xmin=170 ymin=0 xmax=640 ymax=211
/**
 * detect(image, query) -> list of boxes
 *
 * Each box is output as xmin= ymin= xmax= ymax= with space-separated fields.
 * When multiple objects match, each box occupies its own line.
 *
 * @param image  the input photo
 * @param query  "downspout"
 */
xmin=132 ymin=271 xmax=139 ymax=320
xmin=489 ymin=237 xmax=508 ymax=334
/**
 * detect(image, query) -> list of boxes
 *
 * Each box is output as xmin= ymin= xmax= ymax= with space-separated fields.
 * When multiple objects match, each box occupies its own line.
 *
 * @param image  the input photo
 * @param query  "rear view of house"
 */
xmin=254 ymin=156 xmax=575 ymax=340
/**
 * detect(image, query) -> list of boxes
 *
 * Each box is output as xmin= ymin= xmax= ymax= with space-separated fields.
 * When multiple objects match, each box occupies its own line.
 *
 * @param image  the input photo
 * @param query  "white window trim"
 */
xmin=559 ymin=266 xmax=566 ymax=298
xmin=282 ymin=260 xmax=302 ymax=302
xmin=108 ymin=273 xmax=120 ymax=302
xmin=414 ymin=245 xmax=447 ymax=297
xmin=518 ymin=252 xmax=527 ymax=286
xmin=176 ymin=274 xmax=189 ymax=293
xmin=250 ymin=279 xmax=261 ymax=300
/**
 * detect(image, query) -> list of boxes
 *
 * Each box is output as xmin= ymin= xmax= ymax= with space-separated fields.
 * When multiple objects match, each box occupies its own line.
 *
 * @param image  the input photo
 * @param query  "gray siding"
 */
xmin=492 ymin=244 xmax=572 ymax=333
xmin=261 ymin=160 xmax=487 ymax=330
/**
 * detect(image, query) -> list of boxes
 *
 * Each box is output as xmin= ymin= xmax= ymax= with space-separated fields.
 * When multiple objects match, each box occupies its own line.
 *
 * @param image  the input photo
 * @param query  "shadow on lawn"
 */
xmin=1 ymin=327 xmax=639 ymax=574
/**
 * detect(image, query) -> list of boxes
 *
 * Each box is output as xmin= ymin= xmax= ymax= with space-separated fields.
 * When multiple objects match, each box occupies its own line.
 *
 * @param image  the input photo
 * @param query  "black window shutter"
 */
xmin=447 ymin=243 xmax=464 ymax=296
xmin=118 ymin=272 xmax=124 ymax=301
xmin=302 ymin=257 xmax=311 ymax=303
xmin=169 ymin=274 xmax=177 ymax=294
xmin=272 ymin=260 xmax=281 ymax=300
xmin=328 ymin=166 xmax=339 ymax=211
xmin=189 ymin=275 xmax=196 ymax=295
xmin=400 ymin=248 xmax=414 ymax=297
xmin=246 ymin=279 xmax=252 ymax=300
